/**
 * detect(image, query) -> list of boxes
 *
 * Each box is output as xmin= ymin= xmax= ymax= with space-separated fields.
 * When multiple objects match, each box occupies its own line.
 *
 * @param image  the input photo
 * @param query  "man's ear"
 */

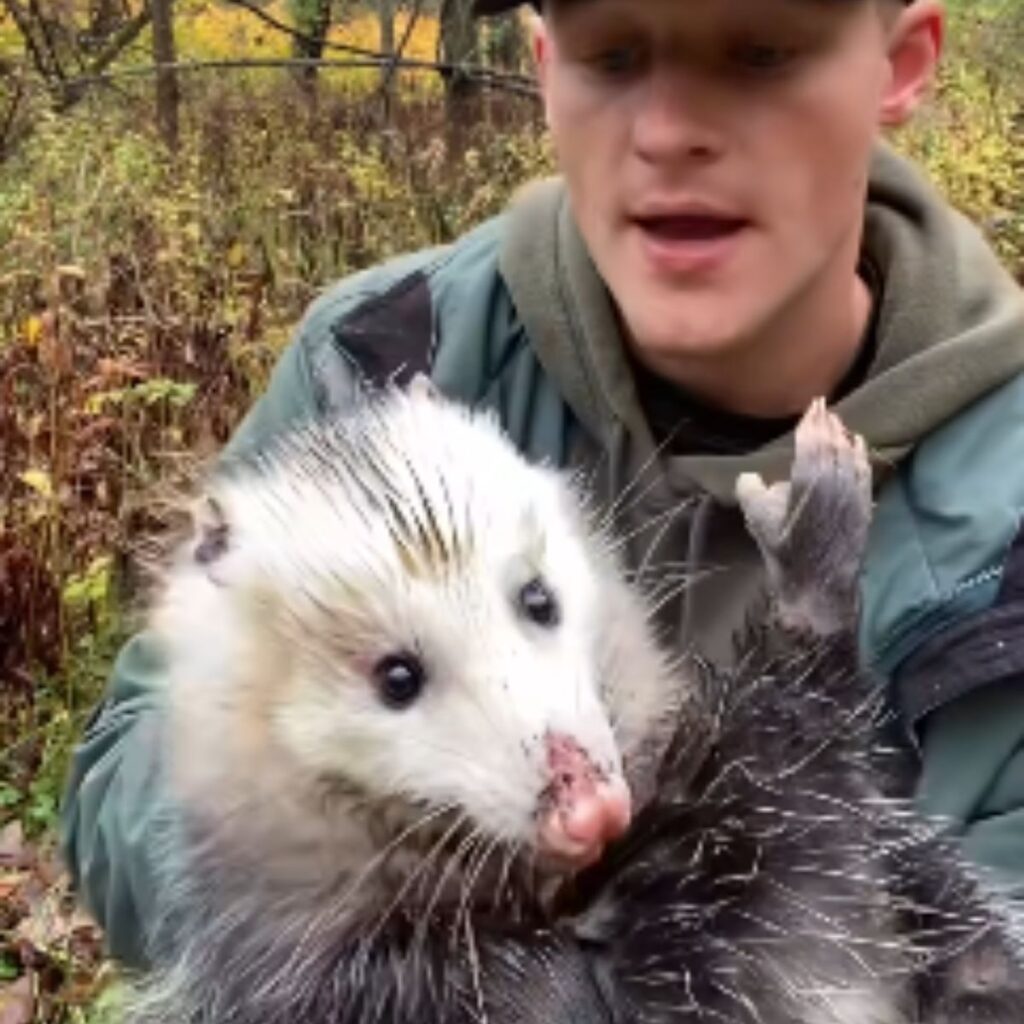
xmin=528 ymin=11 xmax=554 ymax=119
xmin=879 ymin=0 xmax=944 ymax=127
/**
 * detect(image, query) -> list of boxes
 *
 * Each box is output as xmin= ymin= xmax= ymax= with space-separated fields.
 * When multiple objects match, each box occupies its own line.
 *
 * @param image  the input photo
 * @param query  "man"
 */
xmin=62 ymin=0 xmax=1024 ymax=969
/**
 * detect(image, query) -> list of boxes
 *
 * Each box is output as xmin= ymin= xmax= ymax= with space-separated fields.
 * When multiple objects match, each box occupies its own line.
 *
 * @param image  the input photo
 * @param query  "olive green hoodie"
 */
xmin=61 ymin=143 xmax=1024 ymax=968
xmin=498 ymin=141 xmax=1024 ymax=670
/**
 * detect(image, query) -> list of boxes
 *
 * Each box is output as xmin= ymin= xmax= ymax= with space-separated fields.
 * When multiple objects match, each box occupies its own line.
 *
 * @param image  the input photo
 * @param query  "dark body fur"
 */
xmin=134 ymin=614 xmax=1024 ymax=1024
xmin=130 ymin=403 xmax=1024 ymax=1024
xmin=556 ymin=623 xmax=1024 ymax=1023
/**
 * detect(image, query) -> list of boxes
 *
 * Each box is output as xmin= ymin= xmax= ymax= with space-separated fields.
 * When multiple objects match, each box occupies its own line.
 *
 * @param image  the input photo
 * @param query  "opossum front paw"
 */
xmin=926 ymin=991 xmax=1024 ymax=1024
xmin=922 ymin=937 xmax=1024 ymax=1024
xmin=736 ymin=398 xmax=872 ymax=636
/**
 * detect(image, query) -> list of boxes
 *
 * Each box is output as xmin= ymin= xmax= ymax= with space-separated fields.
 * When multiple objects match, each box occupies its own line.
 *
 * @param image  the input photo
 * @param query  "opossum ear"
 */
xmin=408 ymin=373 xmax=440 ymax=402
xmin=193 ymin=494 xmax=230 ymax=568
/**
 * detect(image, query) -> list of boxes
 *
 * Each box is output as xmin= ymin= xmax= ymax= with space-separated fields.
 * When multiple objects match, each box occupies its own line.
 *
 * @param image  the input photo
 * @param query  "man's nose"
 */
xmin=631 ymin=65 xmax=728 ymax=168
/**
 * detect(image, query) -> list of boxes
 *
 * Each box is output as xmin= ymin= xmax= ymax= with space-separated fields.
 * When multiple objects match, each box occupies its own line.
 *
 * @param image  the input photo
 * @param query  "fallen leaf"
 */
xmin=0 ymin=824 xmax=28 ymax=869
xmin=15 ymin=883 xmax=67 ymax=951
xmin=0 ymin=873 xmax=28 ymax=901
xmin=226 ymin=241 xmax=246 ymax=268
xmin=0 ymin=975 xmax=34 ymax=1024
xmin=22 ymin=316 xmax=42 ymax=348
xmin=17 ymin=470 xmax=53 ymax=502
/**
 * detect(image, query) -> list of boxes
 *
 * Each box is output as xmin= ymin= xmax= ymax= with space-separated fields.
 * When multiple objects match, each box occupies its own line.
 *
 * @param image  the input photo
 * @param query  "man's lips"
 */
xmin=630 ymin=209 xmax=749 ymax=274
xmin=633 ymin=212 xmax=747 ymax=241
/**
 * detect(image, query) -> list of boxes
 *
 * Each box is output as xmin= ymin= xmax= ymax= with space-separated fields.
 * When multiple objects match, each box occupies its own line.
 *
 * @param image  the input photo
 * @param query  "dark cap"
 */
xmin=473 ymin=0 xmax=537 ymax=16
xmin=474 ymin=0 xmax=912 ymax=17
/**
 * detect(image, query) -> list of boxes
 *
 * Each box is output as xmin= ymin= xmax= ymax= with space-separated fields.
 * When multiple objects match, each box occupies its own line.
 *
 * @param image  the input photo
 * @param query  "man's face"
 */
xmin=535 ymin=0 xmax=934 ymax=367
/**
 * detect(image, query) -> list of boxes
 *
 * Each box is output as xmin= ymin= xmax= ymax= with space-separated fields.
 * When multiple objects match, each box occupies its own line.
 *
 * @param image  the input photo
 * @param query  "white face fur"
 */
xmin=155 ymin=385 xmax=676 ymax=874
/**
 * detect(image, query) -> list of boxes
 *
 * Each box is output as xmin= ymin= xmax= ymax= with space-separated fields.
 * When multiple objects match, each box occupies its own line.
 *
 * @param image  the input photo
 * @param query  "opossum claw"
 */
xmin=737 ymin=397 xmax=872 ymax=636
xmin=408 ymin=372 xmax=440 ymax=402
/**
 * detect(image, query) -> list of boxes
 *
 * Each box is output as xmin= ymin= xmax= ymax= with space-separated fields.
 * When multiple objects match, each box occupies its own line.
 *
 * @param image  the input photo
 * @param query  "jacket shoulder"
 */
xmin=290 ymin=213 xmax=579 ymax=466
xmin=292 ymin=215 xmax=507 ymax=400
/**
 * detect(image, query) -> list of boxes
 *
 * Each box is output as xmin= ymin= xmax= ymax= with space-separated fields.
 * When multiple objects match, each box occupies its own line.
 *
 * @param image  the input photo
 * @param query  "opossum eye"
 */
xmin=374 ymin=653 xmax=426 ymax=709
xmin=517 ymin=577 xmax=560 ymax=628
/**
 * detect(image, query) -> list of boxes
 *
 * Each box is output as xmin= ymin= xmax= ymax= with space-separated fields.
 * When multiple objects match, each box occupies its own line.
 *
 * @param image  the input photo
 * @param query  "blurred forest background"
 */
xmin=0 ymin=0 xmax=1022 ymax=1019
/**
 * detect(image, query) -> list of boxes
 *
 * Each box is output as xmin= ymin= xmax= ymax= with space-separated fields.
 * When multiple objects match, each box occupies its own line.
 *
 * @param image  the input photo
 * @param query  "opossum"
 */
xmin=133 ymin=375 xmax=682 ymax=1021
xmin=128 ymin=384 xmax=1024 ymax=1024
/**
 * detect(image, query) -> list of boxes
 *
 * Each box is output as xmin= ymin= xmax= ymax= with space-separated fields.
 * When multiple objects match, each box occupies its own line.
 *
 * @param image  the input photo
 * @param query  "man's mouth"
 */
xmin=631 ymin=210 xmax=749 ymax=274
xmin=634 ymin=213 xmax=747 ymax=242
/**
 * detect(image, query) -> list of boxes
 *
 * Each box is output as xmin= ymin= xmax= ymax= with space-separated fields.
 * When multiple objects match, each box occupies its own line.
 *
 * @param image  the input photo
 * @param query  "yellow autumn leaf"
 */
xmin=24 ymin=315 xmax=42 ymax=347
xmin=19 ymin=468 xmax=53 ymax=499
xmin=226 ymin=241 xmax=246 ymax=268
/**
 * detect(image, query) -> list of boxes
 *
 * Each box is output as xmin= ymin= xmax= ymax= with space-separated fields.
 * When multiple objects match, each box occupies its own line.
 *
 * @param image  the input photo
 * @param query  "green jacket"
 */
xmin=61 ymin=144 xmax=1024 ymax=968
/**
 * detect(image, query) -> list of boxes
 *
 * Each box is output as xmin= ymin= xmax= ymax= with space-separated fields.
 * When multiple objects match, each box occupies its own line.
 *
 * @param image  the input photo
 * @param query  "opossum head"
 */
xmin=157 ymin=384 xmax=676 ymax=876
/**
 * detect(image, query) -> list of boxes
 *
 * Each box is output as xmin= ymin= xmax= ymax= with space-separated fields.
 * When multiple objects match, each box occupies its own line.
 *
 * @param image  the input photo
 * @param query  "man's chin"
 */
xmin=617 ymin=291 xmax=752 ymax=366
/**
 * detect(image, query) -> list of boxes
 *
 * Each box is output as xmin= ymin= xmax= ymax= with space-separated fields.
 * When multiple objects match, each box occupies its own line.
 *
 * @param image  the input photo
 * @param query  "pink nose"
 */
xmin=537 ymin=732 xmax=632 ymax=867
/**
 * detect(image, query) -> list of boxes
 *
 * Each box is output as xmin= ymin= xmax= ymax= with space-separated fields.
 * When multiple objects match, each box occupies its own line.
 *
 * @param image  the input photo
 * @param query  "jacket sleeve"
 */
xmin=917 ymin=674 xmax=1024 ymax=898
xmin=894 ymin=523 xmax=1024 ymax=895
xmin=58 ymin=309 xmax=350 ymax=968
xmin=859 ymin=373 xmax=1024 ymax=897
xmin=898 ymin=575 xmax=1024 ymax=898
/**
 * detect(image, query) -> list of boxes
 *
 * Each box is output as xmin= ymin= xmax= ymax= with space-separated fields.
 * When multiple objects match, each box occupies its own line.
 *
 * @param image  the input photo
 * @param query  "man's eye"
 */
xmin=732 ymin=42 xmax=800 ymax=73
xmin=587 ymin=45 xmax=643 ymax=77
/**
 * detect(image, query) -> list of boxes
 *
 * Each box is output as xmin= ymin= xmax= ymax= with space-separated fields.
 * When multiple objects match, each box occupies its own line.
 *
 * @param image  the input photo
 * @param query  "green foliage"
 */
xmin=81 ymin=983 xmax=129 ymax=1024
xmin=63 ymin=557 xmax=115 ymax=630
xmin=0 ymin=952 xmax=19 ymax=982
xmin=87 ymin=379 xmax=198 ymax=414
xmin=2 ymin=605 xmax=128 ymax=838
xmin=289 ymin=0 xmax=327 ymax=38
xmin=896 ymin=0 xmax=1024 ymax=273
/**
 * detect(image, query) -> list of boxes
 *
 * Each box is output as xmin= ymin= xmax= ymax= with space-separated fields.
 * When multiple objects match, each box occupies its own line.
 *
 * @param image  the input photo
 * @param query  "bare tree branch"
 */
xmin=55 ymin=6 xmax=153 ymax=107
xmin=380 ymin=0 xmax=423 ymax=97
xmin=0 ymin=0 xmax=153 ymax=108
xmin=1 ymin=0 xmax=62 ymax=85
xmin=28 ymin=0 xmax=68 ymax=80
xmin=219 ymin=0 xmax=534 ymax=86
xmin=150 ymin=0 xmax=178 ymax=148
xmin=84 ymin=7 xmax=151 ymax=77
xmin=222 ymin=0 xmax=379 ymax=61
xmin=0 ymin=65 xmax=29 ymax=155
xmin=59 ymin=55 xmax=541 ymax=98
